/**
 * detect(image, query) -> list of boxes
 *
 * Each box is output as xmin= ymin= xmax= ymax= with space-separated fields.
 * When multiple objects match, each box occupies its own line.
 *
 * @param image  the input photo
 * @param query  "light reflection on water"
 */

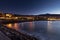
xmin=47 ymin=21 xmax=60 ymax=34
xmin=4 ymin=21 xmax=60 ymax=40
xmin=47 ymin=21 xmax=53 ymax=33
xmin=4 ymin=23 xmax=20 ymax=30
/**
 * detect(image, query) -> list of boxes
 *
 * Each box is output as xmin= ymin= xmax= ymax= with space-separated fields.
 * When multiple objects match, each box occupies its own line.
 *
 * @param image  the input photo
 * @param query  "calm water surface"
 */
xmin=5 ymin=21 xmax=60 ymax=40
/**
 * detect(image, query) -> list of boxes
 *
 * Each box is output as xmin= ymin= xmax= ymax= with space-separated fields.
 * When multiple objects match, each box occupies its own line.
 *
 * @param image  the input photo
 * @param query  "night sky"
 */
xmin=0 ymin=0 xmax=60 ymax=15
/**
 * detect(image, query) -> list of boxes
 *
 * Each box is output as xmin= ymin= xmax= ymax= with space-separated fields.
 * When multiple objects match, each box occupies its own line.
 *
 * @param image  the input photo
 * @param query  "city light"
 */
xmin=6 ymin=14 xmax=12 ymax=17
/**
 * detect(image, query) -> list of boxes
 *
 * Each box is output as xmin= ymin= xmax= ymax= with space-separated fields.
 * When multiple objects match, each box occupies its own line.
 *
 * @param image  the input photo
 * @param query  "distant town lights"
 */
xmin=6 ymin=14 xmax=12 ymax=17
xmin=15 ymin=17 xmax=18 ymax=19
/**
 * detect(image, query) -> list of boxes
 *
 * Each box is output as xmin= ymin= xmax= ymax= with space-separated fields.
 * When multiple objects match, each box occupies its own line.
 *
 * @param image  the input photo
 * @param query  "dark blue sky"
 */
xmin=0 ymin=0 xmax=60 ymax=15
